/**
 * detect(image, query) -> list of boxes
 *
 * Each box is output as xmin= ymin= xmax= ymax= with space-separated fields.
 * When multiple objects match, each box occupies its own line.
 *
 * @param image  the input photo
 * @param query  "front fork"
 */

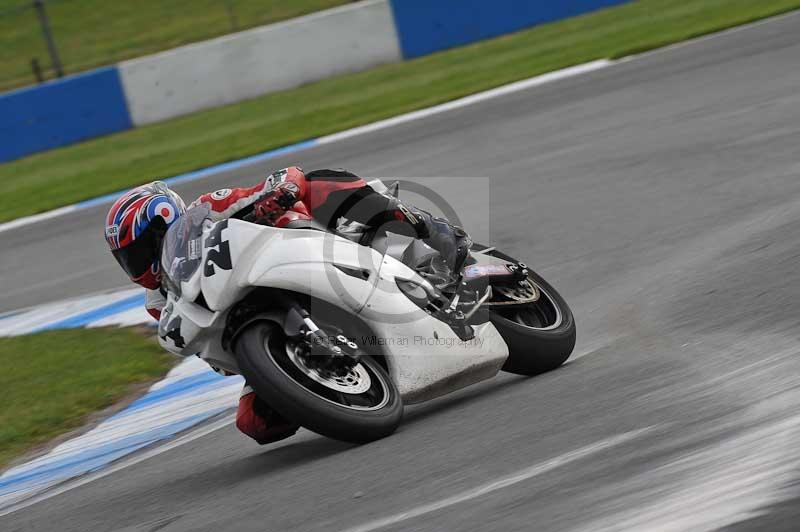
xmin=283 ymin=305 xmax=361 ymax=363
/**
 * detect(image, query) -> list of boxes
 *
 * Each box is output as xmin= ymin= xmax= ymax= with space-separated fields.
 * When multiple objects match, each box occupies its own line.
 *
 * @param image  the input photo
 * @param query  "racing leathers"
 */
xmin=146 ymin=167 xmax=470 ymax=444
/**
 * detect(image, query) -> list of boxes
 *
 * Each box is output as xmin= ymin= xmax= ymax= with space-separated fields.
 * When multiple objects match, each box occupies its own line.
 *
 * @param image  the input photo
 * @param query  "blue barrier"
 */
xmin=0 ymin=67 xmax=132 ymax=163
xmin=389 ymin=0 xmax=630 ymax=59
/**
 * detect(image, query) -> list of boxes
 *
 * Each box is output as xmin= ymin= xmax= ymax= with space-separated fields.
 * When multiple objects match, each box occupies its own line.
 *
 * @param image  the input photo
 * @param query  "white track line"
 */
xmin=339 ymin=426 xmax=660 ymax=532
xmin=0 ymin=205 xmax=78 ymax=234
xmin=0 ymin=414 xmax=235 ymax=517
xmin=316 ymin=60 xmax=613 ymax=145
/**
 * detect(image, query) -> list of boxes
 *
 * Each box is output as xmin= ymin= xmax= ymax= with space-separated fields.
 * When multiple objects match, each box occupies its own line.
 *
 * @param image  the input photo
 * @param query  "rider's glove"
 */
xmin=253 ymin=182 xmax=300 ymax=224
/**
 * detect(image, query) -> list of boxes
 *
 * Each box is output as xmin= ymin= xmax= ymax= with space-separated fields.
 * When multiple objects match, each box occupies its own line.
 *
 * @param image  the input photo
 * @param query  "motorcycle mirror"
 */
xmin=388 ymin=181 xmax=400 ymax=198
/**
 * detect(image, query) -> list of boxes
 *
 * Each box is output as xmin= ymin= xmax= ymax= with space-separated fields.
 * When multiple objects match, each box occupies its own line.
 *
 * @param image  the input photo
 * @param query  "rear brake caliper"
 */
xmin=493 ymin=262 xmax=540 ymax=304
xmin=506 ymin=262 xmax=530 ymax=281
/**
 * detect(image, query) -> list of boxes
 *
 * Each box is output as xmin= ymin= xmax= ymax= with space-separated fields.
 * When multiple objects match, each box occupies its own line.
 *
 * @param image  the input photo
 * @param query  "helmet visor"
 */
xmin=111 ymin=221 xmax=163 ymax=280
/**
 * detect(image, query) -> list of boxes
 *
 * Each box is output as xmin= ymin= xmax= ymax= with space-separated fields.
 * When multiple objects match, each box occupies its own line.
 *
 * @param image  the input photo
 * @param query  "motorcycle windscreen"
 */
xmin=161 ymin=203 xmax=211 ymax=293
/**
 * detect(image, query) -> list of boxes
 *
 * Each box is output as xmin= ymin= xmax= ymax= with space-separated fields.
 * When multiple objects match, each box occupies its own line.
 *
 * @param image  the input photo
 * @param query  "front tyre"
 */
xmin=234 ymin=321 xmax=403 ymax=443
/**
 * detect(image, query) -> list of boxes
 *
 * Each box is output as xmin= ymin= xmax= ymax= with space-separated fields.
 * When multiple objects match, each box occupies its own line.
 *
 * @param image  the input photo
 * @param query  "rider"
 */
xmin=104 ymin=167 xmax=470 ymax=445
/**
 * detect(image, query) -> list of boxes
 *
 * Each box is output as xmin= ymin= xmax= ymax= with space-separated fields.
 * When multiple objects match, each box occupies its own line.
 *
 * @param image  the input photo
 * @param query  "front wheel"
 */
xmin=234 ymin=321 xmax=403 ymax=443
xmin=476 ymin=247 xmax=576 ymax=375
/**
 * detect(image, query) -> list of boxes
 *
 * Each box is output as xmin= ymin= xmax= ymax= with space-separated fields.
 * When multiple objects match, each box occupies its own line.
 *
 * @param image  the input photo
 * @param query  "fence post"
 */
xmin=33 ymin=0 xmax=64 ymax=78
xmin=31 ymin=58 xmax=45 ymax=83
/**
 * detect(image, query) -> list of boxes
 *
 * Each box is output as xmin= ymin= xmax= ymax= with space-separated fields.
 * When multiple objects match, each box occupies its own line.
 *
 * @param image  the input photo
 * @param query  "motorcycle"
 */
xmin=157 ymin=179 xmax=575 ymax=443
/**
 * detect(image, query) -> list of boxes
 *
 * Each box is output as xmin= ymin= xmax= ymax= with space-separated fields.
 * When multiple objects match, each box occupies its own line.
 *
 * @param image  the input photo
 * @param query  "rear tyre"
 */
xmin=477 ymin=246 xmax=576 ymax=375
xmin=234 ymin=321 xmax=403 ymax=443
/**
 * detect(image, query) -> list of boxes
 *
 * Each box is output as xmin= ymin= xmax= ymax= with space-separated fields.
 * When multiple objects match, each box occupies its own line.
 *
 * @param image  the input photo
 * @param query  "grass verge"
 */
xmin=0 ymin=327 xmax=174 ymax=470
xmin=1 ymin=0 xmax=799 ymax=223
xmin=0 ymin=0 xmax=350 ymax=92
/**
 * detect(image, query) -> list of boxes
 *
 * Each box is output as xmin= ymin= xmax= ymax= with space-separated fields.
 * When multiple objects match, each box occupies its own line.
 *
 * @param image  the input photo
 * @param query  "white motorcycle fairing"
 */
xmin=158 ymin=215 xmax=509 ymax=404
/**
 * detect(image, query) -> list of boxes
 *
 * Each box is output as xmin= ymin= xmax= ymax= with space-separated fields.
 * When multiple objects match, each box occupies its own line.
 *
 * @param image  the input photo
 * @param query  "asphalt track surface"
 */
xmin=3 ymin=12 xmax=800 ymax=532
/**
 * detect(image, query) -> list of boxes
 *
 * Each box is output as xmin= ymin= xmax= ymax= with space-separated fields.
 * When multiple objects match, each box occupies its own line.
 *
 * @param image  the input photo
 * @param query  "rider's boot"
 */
xmin=236 ymin=386 xmax=300 ymax=445
xmin=387 ymin=199 xmax=472 ymax=274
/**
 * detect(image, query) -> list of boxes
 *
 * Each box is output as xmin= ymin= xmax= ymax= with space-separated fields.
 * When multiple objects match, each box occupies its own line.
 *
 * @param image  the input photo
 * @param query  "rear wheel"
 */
xmin=234 ymin=320 xmax=403 ymax=443
xmin=476 ymin=246 xmax=576 ymax=375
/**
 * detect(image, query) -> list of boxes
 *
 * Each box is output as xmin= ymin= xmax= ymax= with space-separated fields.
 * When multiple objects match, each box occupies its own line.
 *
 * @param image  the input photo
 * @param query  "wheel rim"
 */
xmin=495 ymin=280 xmax=563 ymax=331
xmin=285 ymin=342 xmax=373 ymax=395
xmin=264 ymin=331 xmax=391 ymax=412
